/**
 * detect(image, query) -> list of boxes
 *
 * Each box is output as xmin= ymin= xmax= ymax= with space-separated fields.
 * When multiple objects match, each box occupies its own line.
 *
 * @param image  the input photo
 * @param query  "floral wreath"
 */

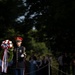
xmin=0 ymin=39 xmax=13 ymax=73
xmin=1 ymin=39 xmax=13 ymax=62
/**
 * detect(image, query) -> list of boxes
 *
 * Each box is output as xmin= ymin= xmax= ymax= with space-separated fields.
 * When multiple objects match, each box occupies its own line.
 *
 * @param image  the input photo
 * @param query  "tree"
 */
xmin=0 ymin=0 xmax=75 ymax=53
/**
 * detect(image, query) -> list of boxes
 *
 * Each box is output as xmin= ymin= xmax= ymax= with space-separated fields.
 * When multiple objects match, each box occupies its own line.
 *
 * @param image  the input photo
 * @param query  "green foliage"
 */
xmin=0 ymin=0 xmax=75 ymax=53
xmin=0 ymin=1 xmax=74 ymax=75
xmin=7 ymin=50 xmax=13 ymax=62
xmin=3 ymin=28 xmax=24 ymax=41
xmin=0 ymin=49 xmax=13 ymax=62
xmin=26 ymin=28 xmax=50 ymax=56
xmin=27 ymin=37 xmax=49 ymax=56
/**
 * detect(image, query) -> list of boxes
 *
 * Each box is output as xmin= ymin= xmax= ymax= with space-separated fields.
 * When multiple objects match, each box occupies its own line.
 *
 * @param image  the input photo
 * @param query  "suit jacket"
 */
xmin=13 ymin=46 xmax=26 ymax=68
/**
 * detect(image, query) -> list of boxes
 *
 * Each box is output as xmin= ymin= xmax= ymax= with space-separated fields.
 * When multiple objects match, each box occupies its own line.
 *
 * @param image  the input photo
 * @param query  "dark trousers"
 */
xmin=14 ymin=68 xmax=25 ymax=75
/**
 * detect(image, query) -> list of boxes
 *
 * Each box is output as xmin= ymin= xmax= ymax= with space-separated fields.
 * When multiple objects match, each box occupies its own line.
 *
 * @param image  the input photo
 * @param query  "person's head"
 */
xmin=42 ymin=56 xmax=45 ymax=60
xmin=16 ymin=41 xmax=22 ymax=47
xmin=64 ymin=52 xmax=67 ymax=55
xmin=37 ymin=56 xmax=41 ymax=60
xmin=15 ymin=36 xmax=23 ymax=47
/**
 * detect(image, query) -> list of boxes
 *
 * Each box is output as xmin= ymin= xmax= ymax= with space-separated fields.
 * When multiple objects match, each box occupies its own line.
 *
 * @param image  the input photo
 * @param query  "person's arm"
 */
xmin=21 ymin=46 xmax=26 ymax=62
xmin=23 ymin=47 xmax=26 ymax=57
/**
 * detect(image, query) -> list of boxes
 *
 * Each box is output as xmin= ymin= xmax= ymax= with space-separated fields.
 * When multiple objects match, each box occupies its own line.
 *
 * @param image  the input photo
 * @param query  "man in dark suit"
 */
xmin=13 ymin=36 xmax=26 ymax=75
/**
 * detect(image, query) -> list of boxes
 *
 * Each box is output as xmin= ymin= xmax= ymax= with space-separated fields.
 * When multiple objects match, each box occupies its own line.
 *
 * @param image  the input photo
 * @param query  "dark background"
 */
xmin=0 ymin=0 xmax=75 ymax=55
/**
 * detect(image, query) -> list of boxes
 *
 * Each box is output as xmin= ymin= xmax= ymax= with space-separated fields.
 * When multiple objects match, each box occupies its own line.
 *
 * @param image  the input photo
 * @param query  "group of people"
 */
xmin=0 ymin=36 xmax=75 ymax=75
xmin=0 ymin=36 xmax=26 ymax=75
xmin=0 ymin=36 xmax=52 ymax=75
xmin=25 ymin=52 xmax=75 ymax=75
xmin=58 ymin=52 xmax=75 ymax=75
xmin=0 ymin=53 xmax=52 ymax=75
xmin=25 ymin=54 xmax=52 ymax=75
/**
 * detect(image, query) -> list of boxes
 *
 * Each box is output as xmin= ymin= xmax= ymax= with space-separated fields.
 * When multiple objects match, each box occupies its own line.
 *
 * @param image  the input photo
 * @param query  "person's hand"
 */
xmin=21 ymin=54 xmax=24 ymax=57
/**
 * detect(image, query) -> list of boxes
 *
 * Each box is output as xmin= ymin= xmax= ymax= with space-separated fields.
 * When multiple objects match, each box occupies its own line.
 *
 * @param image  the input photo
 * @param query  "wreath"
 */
xmin=0 ymin=40 xmax=13 ymax=73
xmin=0 ymin=40 xmax=13 ymax=62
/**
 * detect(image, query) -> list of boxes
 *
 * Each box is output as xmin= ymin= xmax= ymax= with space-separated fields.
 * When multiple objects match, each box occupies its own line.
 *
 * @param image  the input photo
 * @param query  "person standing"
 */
xmin=58 ymin=54 xmax=64 ymax=75
xmin=63 ymin=52 xmax=71 ymax=75
xmin=41 ymin=56 xmax=49 ymax=75
xmin=29 ymin=56 xmax=37 ymax=75
xmin=13 ymin=36 xmax=26 ymax=75
xmin=36 ymin=56 xmax=42 ymax=75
